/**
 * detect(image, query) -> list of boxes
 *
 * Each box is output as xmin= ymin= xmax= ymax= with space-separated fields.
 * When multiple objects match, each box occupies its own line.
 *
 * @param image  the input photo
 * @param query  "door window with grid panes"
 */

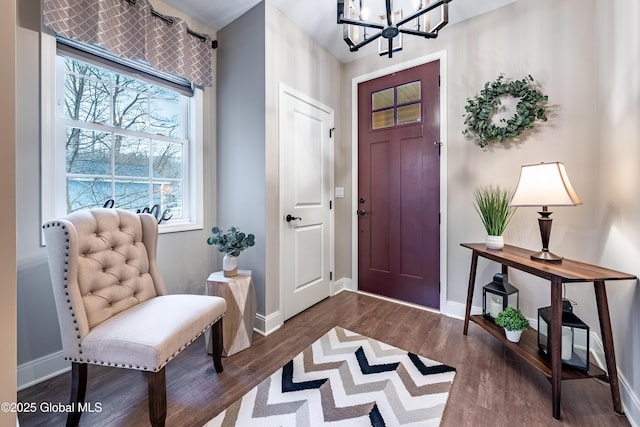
xmin=371 ymin=81 xmax=422 ymax=129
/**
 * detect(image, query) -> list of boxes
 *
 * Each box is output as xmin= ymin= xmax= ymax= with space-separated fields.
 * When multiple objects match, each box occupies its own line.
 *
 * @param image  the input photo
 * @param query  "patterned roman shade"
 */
xmin=43 ymin=0 xmax=213 ymax=87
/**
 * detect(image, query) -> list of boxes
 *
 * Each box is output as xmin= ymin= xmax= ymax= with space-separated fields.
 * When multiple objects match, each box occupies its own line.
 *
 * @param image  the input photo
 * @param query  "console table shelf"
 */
xmin=469 ymin=314 xmax=607 ymax=381
xmin=461 ymin=243 xmax=636 ymax=420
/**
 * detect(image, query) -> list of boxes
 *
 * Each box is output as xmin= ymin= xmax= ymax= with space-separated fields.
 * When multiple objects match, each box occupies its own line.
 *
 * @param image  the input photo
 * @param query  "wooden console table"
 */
xmin=461 ymin=243 xmax=636 ymax=420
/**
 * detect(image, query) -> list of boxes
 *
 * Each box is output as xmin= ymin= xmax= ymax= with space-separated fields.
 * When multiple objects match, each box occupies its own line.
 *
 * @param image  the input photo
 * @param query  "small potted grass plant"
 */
xmin=495 ymin=306 xmax=530 ymax=343
xmin=473 ymin=185 xmax=517 ymax=249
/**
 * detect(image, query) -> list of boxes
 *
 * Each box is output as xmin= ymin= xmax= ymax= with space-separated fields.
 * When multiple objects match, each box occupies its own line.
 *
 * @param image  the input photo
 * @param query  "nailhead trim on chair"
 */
xmin=153 ymin=313 xmax=224 ymax=371
xmin=106 ymin=313 xmax=220 ymax=371
xmin=45 ymin=218 xmax=226 ymax=372
xmin=43 ymin=222 xmax=84 ymax=360
xmin=60 ymin=313 xmax=225 ymax=372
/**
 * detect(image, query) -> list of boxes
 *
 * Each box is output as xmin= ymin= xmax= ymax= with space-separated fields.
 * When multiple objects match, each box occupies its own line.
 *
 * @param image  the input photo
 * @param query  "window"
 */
xmin=42 ymin=35 xmax=204 ymax=233
xmin=59 ymin=55 xmax=187 ymax=215
xmin=371 ymin=81 xmax=422 ymax=130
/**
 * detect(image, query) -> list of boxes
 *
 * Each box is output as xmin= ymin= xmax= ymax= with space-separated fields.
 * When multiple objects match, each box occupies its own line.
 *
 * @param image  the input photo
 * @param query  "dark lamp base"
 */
xmin=531 ymin=250 xmax=563 ymax=263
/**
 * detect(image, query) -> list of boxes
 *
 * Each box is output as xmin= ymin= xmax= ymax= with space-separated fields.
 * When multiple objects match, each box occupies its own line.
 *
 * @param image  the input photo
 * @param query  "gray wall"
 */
xmin=16 ymin=0 xmax=58 ymax=366
xmin=216 ymin=2 xmax=267 ymax=318
xmin=15 ymin=0 xmax=219 ymax=374
xmin=595 ymin=0 xmax=640 ymax=422
xmin=217 ymin=1 xmax=344 ymax=326
xmin=264 ymin=0 xmax=344 ymax=320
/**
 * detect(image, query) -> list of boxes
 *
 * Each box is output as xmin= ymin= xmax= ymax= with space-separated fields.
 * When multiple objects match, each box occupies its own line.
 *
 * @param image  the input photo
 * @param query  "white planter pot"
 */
xmin=485 ymin=235 xmax=504 ymax=250
xmin=223 ymin=254 xmax=238 ymax=277
xmin=504 ymin=329 xmax=522 ymax=343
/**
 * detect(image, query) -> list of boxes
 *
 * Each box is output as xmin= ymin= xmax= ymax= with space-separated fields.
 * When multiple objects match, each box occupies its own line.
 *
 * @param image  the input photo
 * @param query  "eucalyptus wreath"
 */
xmin=463 ymin=75 xmax=548 ymax=147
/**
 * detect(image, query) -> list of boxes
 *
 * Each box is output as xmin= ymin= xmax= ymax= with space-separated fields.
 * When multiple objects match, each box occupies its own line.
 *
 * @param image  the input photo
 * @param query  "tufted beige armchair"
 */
xmin=43 ymin=208 xmax=226 ymax=427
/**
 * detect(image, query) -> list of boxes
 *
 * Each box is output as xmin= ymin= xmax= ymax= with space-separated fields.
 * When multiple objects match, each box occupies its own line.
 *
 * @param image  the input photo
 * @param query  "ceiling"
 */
xmin=164 ymin=0 xmax=520 ymax=63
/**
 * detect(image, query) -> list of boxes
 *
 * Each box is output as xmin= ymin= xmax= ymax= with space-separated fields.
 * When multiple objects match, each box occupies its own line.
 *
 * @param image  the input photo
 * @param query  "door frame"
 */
xmin=351 ymin=51 xmax=448 ymax=312
xmin=278 ymin=83 xmax=335 ymax=325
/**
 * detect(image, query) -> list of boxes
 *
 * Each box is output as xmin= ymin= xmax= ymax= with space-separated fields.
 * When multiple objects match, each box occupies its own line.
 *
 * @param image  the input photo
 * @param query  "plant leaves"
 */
xmin=463 ymin=75 xmax=549 ymax=146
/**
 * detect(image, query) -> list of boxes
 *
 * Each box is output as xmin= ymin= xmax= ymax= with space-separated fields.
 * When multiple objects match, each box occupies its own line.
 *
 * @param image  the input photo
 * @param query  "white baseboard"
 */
xmin=331 ymin=277 xmax=356 ymax=295
xmin=254 ymin=278 xmax=353 ymax=337
xmin=17 ymin=350 xmax=69 ymax=391
xmin=333 ymin=277 xmax=352 ymax=294
xmin=253 ymin=311 xmax=283 ymax=337
xmin=590 ymin=333 xmax=640 ymax=427
xmin=441 ymin=300 xmax=483 ymax=319
xmin=620 ymin=368 xmax=640 ymax=427
xmin=590 ymin=332 xmax=607 ymax=371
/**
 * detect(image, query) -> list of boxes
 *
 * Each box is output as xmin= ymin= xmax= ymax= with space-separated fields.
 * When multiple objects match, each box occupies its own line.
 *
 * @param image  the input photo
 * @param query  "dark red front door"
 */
xmin=358 ymin=61 xmax=440 ymax=309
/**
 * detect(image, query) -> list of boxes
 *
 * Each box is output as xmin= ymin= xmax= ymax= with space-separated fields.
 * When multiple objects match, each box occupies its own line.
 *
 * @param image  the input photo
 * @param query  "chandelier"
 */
xmin=337 ymin=0 xmax=452 ymax=58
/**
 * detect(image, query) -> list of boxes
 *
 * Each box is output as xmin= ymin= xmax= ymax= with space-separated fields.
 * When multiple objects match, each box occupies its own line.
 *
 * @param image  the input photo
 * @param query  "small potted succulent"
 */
xmin=495 ymin=306 xmax=530 ymax=343
xmin=473 ymin=185 xmax=517 ymax=249
xmin=207 ymin=226 xmax=255 ymax=277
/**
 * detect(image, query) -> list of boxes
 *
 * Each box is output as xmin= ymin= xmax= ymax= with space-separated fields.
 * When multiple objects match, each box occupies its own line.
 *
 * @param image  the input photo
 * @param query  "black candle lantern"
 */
xmin=537 ymin=306 xmax=590 ymax=372
xmin=482 ymin=273 xmax=519 ymax=322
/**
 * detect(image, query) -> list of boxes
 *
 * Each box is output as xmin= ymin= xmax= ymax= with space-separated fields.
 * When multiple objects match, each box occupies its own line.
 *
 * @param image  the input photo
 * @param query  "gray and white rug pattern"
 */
xmin=205 ymin=327 xmax=456 ymax=426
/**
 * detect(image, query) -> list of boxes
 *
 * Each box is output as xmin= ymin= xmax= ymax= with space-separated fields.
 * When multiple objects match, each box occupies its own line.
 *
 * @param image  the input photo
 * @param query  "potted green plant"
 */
xmin=207 ymin=226 xmax=255 ymax=277
xmin=473 ymin=185 xmax=517 ymax=249
xmin=495 ymin=306 xmax=530 ymax=343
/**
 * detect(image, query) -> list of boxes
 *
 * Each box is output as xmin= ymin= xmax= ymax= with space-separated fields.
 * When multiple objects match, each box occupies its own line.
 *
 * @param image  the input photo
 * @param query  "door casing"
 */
xmin=350 ymin=51 xmax=448 ymax=312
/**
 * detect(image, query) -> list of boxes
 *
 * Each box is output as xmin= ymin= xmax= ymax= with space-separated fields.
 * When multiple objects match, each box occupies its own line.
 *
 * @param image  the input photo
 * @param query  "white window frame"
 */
xmin=41 ymin=33 xmax=204 ymax=236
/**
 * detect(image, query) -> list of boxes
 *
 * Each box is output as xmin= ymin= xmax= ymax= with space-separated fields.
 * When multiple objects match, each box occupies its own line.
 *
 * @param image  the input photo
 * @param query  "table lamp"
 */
xmin=510 ymin=162 xmax=582 ymax=262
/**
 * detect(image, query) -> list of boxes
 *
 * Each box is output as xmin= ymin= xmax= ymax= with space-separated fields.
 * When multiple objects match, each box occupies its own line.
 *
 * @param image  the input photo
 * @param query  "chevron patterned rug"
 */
xmin=204 ymin=327 xmax=456 ymax=426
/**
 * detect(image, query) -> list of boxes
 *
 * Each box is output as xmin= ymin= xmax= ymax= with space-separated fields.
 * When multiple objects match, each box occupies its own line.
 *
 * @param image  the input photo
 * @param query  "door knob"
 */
xmin=357 ymin=209 xmax=367 ymax=216
xmin=286 ymin=214 xmax=302 ymax=222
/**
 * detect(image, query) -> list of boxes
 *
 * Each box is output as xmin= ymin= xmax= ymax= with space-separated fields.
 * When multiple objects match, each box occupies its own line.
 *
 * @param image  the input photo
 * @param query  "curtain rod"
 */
xmin=124 ymin=0 xmax=217 ymax=49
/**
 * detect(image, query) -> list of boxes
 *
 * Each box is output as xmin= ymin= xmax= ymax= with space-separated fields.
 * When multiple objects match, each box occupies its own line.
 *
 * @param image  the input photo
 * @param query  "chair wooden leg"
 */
xmin=148 ymin=368 xmax=167 ymax=427
xmin=211 ymin=318 xmax=224 ymax=373
xmin=66 ymin=362 xmax=87 ymax=427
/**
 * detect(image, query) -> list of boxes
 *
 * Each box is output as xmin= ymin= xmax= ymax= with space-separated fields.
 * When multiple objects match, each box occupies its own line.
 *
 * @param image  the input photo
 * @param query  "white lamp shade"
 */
xmin=510 ymin=162 xmax=582 ymax=207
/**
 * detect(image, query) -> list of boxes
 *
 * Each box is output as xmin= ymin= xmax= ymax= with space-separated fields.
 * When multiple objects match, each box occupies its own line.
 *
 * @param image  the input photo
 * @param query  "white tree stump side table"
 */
xmin=205 ymin=270 xmax=256 ymax=357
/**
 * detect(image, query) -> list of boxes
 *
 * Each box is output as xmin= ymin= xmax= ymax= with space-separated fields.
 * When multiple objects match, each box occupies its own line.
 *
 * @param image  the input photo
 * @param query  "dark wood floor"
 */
xmin=18 ymin=291 xmax=629 ymax=426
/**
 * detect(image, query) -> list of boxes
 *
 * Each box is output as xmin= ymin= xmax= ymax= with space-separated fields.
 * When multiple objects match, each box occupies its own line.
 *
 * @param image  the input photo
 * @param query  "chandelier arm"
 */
xmin=337 ymin=0 xmax=452 ymax=57
xmin=349 ymin=31 xmax=383 ymax=51
xmin=338 ymin=16 xmax=385 ymax=30
xmin=396 ymin=0 xmax=451 ymax=27
xmin=398 ymin=28 xmax=438 ymax=38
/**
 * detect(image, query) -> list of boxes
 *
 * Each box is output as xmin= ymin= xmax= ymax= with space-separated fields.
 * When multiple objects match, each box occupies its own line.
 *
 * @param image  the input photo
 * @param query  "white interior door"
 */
xmin=280 ymin=85 xmax=333 ymax=321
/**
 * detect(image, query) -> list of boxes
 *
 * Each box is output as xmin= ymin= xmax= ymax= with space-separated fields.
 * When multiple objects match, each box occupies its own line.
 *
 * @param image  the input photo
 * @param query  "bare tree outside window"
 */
xmin=61 ymin=56 xmax=186 ymax=217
